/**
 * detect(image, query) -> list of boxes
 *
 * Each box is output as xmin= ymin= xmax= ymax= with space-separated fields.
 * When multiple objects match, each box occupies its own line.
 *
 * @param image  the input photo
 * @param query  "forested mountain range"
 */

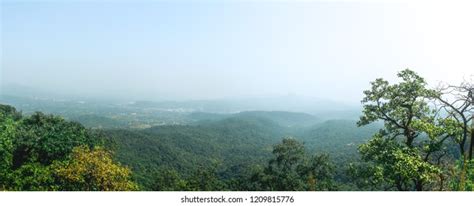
xmin=105 ymin=114 xmax=379 ymax=189
xmin=0 ymin=97 xmax=378 ymax=190
xmin=1 ymin=70 xmax=473 ymax=191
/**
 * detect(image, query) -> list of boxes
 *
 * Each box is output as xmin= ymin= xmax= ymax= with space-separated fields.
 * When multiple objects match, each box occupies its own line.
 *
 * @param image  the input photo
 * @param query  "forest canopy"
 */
xmin=0 ymin=69 xmax=473 ymax=191
xmin=0 ymin=105 xmax=137 ymax=191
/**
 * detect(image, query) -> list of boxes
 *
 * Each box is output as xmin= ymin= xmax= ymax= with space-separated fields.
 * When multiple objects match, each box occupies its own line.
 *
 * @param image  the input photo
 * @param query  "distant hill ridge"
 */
xmin=189 ymin=110 xmax=320 ymax=127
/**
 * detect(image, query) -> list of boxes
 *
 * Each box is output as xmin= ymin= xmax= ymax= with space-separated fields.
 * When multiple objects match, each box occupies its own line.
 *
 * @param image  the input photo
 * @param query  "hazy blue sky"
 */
xmin=1 ymin=1 xmax=473 ymax=102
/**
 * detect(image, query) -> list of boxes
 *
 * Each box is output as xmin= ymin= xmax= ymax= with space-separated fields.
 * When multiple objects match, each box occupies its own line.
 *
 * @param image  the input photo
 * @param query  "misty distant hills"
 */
xmin=69 ymin=114 xmax=127 ymax=129
xmin=1 ymin=92 xmax=362 ymax=129
xmin=1 ymin=83 xmax=359 ymax=114
xmin=128 ymin=95 xmax=357 ymax=114
xmin=189 ymin=111 xmax=321 ymax=127
xmin=1 ymin=84 xmax=362 ymax=131
xmin=235 ymin=111 xmax=320 ymax=127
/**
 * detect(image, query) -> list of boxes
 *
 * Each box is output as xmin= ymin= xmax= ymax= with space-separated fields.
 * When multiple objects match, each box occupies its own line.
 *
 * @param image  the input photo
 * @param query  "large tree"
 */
xmin=248 ymin=138 xmax=335 ymax=191
xmin=53 ymin=146 xmax=138 ymax=191
xmin=355 ymin=69 xmax=450 ymax=191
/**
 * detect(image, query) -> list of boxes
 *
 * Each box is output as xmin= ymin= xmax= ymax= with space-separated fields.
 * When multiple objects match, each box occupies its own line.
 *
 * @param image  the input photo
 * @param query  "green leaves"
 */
xmin=0 ymin=104 xmax=138 ymax=191
xmin=248 ymin=138 xmax=336 ymax=191
xmin=151 ymin=168 xmax=188 ymax=191
xmin=358 ymin=69 xmax=438 ymax=134
xmin=355 ymin=69 xmax=446 ymax=190
xmin=449 ymin=158 xmax=474 ymax=191
xmin=0 ymin=115 xmax=17 ymax=189
xmin=270 ymin=138 xmax=306 ymax=172
xmin=9 ymin=163 xmax=56 ymax=191
xmin=0 ymin=104 xmax=22 ymax=121
xmin=17 ymin=112 xmax=95 ymax=166
xmin=355 ymin=133 xmax=441 ymax=190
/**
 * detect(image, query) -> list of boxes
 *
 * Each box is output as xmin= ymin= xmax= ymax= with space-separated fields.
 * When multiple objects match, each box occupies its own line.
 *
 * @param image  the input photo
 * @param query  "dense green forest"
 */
xmin=0 ymin=105 xmax=137 ymax=191
xmin=1 ymin=69 xmax=473 ymax=191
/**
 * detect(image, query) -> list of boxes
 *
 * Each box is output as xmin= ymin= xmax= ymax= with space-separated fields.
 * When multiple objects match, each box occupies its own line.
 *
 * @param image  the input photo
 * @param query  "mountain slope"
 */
xmin=106 ymin=116 xmax=288 ymax=189
xmin=300 ymin=119 xmax=381 ymax=158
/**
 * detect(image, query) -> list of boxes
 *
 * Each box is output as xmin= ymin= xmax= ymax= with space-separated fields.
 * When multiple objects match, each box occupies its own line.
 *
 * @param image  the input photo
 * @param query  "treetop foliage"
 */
xmin=0 ymin=105 xmax=137 ymax=191
xmin=354 ymin=69 xmax=473 ymax=191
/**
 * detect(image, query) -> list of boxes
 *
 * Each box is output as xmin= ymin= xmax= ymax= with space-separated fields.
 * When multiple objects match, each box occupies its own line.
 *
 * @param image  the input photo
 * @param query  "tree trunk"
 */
xmin=415 ymin=179 xmax=423 ymax=191
xmin=396 ymin=180 xmax=403 ymax=191
xmin=460 ymin=142 xmax=465 ymax=158
xmin=469 ymin=118 xmax=474 ymax=160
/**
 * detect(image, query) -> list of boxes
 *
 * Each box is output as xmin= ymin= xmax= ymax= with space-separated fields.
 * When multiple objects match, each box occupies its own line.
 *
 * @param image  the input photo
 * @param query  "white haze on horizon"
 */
xmin=1 ymin=1 xmax=473 ymax=104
